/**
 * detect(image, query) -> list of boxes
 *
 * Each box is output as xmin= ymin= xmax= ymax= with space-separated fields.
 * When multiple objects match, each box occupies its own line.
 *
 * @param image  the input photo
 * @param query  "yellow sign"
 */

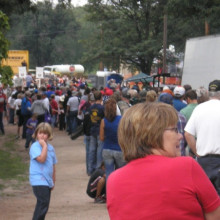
xmin=1 ymin=50 xmax=29 ymax=74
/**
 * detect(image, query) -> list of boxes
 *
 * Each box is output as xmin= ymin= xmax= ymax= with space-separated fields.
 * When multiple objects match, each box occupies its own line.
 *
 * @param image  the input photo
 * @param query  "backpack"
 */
xmin=117 ymin=101 xmax=130 ymax=115
xmin=21 ymin=97 xmax=31 ymax=116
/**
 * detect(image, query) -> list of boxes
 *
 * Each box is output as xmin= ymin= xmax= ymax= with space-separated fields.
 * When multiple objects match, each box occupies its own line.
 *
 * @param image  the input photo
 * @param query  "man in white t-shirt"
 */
xmin=185 ymin=80 xmax=220 ymax=195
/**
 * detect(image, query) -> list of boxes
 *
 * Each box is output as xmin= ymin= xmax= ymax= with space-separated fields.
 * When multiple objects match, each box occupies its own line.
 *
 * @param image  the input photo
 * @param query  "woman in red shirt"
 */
xmin=107 ymin=102 xmax=220 ymax=220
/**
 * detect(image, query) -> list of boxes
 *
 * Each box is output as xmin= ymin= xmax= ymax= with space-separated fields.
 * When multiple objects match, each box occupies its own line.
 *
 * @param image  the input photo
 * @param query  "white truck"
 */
xmin=181 ymin=34 xmax=220 ymax=89
xmin=43 ymin=64 xmax=84 ymax=76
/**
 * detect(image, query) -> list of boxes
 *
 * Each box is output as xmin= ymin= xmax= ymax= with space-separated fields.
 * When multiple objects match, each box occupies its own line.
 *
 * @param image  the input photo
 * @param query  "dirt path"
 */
xmin=0 ymin=124 xmax=109 ymax=220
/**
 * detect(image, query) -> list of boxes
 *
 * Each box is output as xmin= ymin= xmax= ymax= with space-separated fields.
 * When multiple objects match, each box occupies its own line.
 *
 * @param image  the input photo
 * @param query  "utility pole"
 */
xmin=162 ymin=14 xmax=167 ymax=84
xmin=99 ymin=23 xmax=104 ymax=71
xmin=205 ymin=20 xmax=209 ymax=35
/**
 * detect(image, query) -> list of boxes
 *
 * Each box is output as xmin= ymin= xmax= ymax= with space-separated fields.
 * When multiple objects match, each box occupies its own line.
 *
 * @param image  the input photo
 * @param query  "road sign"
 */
xmin=36 ymin=67 xmax=44 ymax=79
xmin=18 ymin=67 xmax=27 ymax=78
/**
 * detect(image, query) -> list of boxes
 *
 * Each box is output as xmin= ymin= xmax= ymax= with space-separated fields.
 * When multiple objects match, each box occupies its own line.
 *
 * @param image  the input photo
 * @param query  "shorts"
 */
xmin=18 ymin=114 xmax=24 ymax=127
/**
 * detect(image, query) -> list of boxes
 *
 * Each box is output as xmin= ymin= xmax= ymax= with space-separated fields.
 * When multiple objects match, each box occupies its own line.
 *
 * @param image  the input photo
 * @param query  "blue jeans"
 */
xmin=51 ymin=114 xmax=57 ymax=128
xmin=88 ymin=135 xmax=103 ymax=175
xmin=0 ymin=112 xmax=4 ymax=134
xmin=68 ymin=111 xmax=78 ymax=134
xmin=25 ymin=133 xmax=35 ymax=149
xmin=32 ymin=186 xmax=51 ymax=220
xmin=9 ymin=108 xmax=15 ymax=124
xmin=84 ymin=135 xmax=90 ymax=175
xmin=102 ymin=149 xmax=125 ymax=181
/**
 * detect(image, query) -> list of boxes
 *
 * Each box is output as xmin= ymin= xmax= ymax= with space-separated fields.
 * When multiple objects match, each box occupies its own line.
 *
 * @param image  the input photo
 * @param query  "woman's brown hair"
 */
xmin=104 ymin=98 xmax=117 ymax=122
xmin=118 ymin=102 xmax=178 ymax=162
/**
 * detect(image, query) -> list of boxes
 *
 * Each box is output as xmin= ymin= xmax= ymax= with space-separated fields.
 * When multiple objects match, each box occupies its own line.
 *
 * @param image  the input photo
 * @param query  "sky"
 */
xmin=34 ymin=0 xmax=88 ymax=7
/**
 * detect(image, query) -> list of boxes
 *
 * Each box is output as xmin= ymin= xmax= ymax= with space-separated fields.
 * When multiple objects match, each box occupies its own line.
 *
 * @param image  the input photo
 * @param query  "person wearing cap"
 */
xmin=185 ymin=80 xmax=220 ymax=195
xmin=173 ymin=86 xmax=187 ymax=111
xmin=158 ymin=93 xmax=187 ymax=156
xmin=66 ymin=90 xmax=79 ymax=135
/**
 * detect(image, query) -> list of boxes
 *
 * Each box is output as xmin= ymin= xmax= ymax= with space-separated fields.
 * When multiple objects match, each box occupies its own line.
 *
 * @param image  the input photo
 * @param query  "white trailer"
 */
xmin=181 ymin=34 xmax=220 ymax=89
xmin=43 ymin=64 xmax=84 ymax=75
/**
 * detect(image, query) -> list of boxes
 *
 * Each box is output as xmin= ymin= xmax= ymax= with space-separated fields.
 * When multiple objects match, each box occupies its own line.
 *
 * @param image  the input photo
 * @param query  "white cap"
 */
xmin=174 ymin=86 xmax=185 ymax=97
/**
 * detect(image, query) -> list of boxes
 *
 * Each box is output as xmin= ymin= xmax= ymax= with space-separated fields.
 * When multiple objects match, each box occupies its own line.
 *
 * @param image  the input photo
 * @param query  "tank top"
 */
xmin=103 ymin=115 xmax=121 ymax=151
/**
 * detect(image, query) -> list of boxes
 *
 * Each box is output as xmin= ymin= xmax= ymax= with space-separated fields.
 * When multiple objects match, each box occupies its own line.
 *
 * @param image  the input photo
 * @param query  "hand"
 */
xmin=39 ymin=139 xmax=47 ymax=148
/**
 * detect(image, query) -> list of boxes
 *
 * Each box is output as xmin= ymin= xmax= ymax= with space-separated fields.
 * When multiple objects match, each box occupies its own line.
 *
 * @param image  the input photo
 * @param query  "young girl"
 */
xmin=29 ymin=122 xmax=57 ymax=220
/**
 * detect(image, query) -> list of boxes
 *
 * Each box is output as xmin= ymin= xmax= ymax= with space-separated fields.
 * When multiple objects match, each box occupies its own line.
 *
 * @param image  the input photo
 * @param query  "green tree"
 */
xmin=85 ymin=0 xmax=220 ymax=73
xmin=7 ymin=1 xmax=80 ymax=68
xmin=0 ymin=0 xmax=35 ymax=16
xmin=85 ymin=0 xmax=169 ymax=74
xmin=0 ymin=66 xmax=13 ymax=86
xmin=0 ymin=11 xmax=10 ymax=60
xmin=167 ymin=0 xmax=220 ymax=52
xmin=0 ymin=11 xmax=12 ymax=86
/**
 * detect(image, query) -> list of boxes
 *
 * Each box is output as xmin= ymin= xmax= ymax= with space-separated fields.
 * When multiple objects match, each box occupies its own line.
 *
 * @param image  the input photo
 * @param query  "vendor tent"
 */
xmin=125 ymin=73 xmax=154 ymax=83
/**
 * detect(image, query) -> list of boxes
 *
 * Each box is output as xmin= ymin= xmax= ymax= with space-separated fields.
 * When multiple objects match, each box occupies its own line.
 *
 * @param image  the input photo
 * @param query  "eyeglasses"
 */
xmin=164 ymin=127 xmax=179 ymax=133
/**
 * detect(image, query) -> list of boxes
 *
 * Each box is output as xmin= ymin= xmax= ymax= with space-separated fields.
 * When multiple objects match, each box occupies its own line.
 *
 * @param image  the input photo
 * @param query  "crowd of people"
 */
xmin=1 ymin=74 xmax=220 ymax=219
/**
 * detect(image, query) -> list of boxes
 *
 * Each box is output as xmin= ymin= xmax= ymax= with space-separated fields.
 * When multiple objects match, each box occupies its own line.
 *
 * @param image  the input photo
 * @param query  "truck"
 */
xmin=87 ymin=71 xmax=123 ymax=89
xmin=43 ymin=64 xmax=84 ymax=76
xmin=1 ymin=50 xmax=29 ymax=74
xmin=181 ymin=34 xmax=220 ymax=89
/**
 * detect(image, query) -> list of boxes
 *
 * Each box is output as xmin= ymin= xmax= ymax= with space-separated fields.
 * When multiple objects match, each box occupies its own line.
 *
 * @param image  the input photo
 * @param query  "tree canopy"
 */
xmin=1 ymin=0 xmax=220 ymax=76
xmin=84 ymin=0 xmax=220 ymax=73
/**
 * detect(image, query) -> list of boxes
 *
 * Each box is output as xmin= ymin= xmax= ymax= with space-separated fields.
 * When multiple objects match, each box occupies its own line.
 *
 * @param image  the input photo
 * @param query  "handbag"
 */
xmin=44 ymin=111 xmax=52 ymax=124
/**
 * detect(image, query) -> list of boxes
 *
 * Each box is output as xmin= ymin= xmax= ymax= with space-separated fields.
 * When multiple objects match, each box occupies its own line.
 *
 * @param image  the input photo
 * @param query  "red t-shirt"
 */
xmin=0 ymin=93 xmax=6 ymax=113
xmin=50 ymin=99 xmax=58 ymax=115
xmin=107 ymin=155 xmax=220 ymax=220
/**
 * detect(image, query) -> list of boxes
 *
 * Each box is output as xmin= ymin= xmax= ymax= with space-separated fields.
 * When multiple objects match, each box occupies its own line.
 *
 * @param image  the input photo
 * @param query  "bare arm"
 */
xmin=99 ymin=119 xmax=105 ymax=142
xmin=205 ymin=206 xmax=220 ymax=220
xmin=185 ymin=131 xmax=198 ymax=156
xmin=67 ymin=105 xmax=70 ymax=114
xmin=52 ymin=165 xmax=56 ymax=190
xmin=36 ymin=140 xmax=48 ymax=163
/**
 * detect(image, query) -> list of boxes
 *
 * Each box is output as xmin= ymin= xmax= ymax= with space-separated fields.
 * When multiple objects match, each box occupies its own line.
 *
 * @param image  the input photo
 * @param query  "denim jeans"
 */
xmin=68 ymin=111 xmax=78 ymax=134
xmin=51 ymin=114 xmax=57 ymax=128
xmin=22 ymin=115 xmax=31 ymax=139
xmin=88 ymin=135 xmax=103 ymax=175
xmin=102 ymin=149 xmax=125 ymax=181
xmin=32 ymin=186 xmax=51 ymax=220
xmin=0 ymin=112 xmax=4 ymax=134
xmin=9 ymin=108 xmax=15 ymax=124
xmin=25 ymin=133 xmax=35 ymax=149
xmin=84 ymin=135 xmax=90 ymax=175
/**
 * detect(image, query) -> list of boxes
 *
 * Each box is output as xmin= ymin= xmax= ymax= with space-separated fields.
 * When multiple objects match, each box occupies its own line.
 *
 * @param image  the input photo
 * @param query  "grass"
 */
xmin=0 ymin=135 xmax=29 ymax=192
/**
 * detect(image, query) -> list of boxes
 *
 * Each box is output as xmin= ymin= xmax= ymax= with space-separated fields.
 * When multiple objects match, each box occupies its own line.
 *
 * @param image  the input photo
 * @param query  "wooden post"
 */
xmin=163 ymin=14 xmax=167 ymax=84
xmin=205 ymin=20 xmax=209 ymax=35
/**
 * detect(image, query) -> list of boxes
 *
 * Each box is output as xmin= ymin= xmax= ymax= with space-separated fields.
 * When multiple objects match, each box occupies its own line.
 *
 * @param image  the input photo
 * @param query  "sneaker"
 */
xmin=94 ymin=196 xmax=106 ymax=204
xmin=15 ymin=135 xmax=20 ymax=140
